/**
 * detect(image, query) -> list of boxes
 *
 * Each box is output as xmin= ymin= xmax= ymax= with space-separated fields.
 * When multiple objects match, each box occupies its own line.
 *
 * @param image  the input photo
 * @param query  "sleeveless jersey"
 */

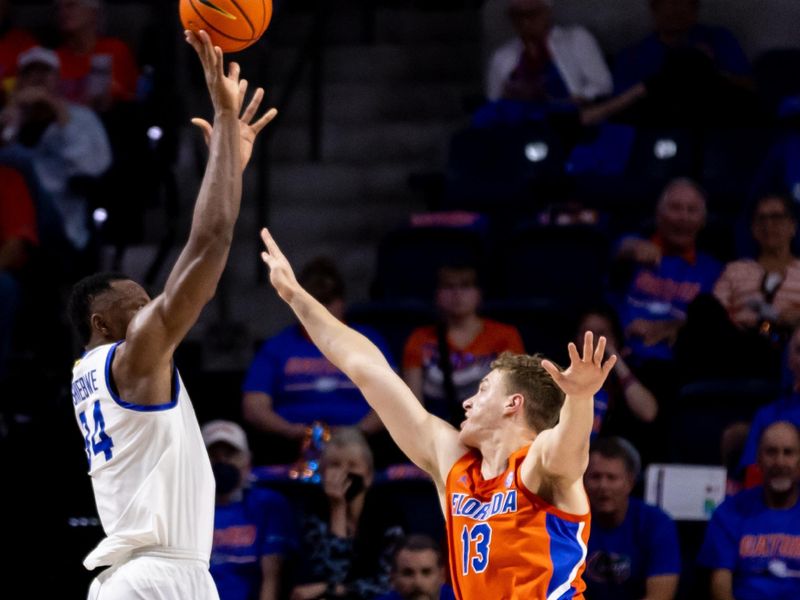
xmin=445 ymin=446 xmax=590 ymax=600
xmin=71 ymin=341 xmax=215 ymax=570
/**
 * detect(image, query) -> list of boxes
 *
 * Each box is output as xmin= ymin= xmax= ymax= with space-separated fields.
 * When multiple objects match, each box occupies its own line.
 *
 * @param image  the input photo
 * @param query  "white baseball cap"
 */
xmin=201 ymin=420 xmax=249 ymax=453
xmin=17 ymin=46 xmax=60 ymax=71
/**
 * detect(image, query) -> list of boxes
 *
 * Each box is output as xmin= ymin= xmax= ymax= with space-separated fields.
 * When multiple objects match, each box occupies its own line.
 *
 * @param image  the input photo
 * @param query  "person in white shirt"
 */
xmin=66 ymin=30 xmax=276 ymax=599
xmin=485 ymin=0 xmax=612 ymax=104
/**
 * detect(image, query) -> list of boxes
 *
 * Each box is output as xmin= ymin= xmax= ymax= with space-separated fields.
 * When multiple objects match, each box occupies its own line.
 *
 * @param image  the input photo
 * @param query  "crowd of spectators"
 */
xmin=3 ymin=0 xmax=800 ymax=599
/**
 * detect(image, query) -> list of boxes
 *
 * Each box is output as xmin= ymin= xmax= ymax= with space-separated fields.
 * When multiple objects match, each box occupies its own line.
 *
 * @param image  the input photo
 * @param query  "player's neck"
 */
xmin=478 ymin=427 xmax=534 ymax=480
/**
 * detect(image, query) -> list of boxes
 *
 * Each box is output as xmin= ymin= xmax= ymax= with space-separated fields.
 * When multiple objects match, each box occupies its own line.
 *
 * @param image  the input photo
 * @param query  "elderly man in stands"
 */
xmin=615 ymin=178 xmax=721 ymax=366
xmin=699 ymin=421 xmax=800 ymax=600
xmin=584 ymin=436 xmax=681 ymax=600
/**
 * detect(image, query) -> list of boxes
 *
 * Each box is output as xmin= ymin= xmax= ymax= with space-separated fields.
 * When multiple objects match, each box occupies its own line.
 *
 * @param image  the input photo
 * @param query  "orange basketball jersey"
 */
xmin=445 ymin=446 xmax=590 ymax=600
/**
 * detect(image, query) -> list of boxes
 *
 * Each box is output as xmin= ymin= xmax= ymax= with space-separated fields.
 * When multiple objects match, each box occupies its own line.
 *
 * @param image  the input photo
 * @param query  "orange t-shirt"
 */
xmin=446 ymin=446 xmax=590 ymax=600
xmin=57 ymin=37 xmax=139 ymax=104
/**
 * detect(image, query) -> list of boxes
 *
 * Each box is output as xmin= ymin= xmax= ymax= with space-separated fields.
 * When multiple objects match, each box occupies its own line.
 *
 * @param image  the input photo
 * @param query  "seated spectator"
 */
xmin=0 ymin=46 xmax=111 ymax=267
xmin=576 ymin=306 xmax=658 ymax=439
xmin=0 ymin=163 xmax=37 ymax=378
xmin=698 ymin=421 xmax=800 ymax=600
xmin=242 ymin=257 xmax=391 ymax=465
xmin=584 ymin=436 xmax=681 ymax=600
xmin=485 ymin=0 xmax=612 ymax=105
xmin=203 ymin=420 xmax=296 ymax=600
xmin=714 ymin=194 xmax=800 ymax=338
xmin=613 ymin=0 xmax=754 ymax=125
xmin=377 ymin=534 xmax=455 ymax=600
xmin=292 ymin=428 xmax=404 ymax=600
xmin=0 ymin=0 xmax=37 ymax=95
xmin=402 ymin=263 xmax=524 ymax=426
xmin=55 ymin=0 xmax=139 ymax=111
xmin=614 ymin=178 xmax=721 ymax=365
xmin=738 ymin=326 xmax=800 ymax=487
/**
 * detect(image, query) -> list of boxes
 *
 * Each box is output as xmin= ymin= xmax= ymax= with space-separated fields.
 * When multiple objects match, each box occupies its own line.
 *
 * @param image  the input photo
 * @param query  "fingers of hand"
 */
xmin=252 ymin=107 xmax=277 ymax=134
xmin=541 ymin=359 xmax=560 ymax=380
xmin=593 ymin=336 xmax=607 ymax=365
xmin=237 ymin=78 xmax=248 ymax=112
xmin=602 ymin=354 xmax=618 ymax=376
xmin=567 ymin=341 xmax=580 ymax=365
xmin=241 ymin=87 xmax=264 ymax=123
xmin=582 ymin=330 xmax=594 ymax=361
xmin=228 ymin=61 xmax=240 ymax=83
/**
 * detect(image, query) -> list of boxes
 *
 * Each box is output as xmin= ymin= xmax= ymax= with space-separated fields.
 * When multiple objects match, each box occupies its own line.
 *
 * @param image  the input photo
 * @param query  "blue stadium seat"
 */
xmin=491 ymin=224 xmax=610 ymax=308
xmin=371 ymin=225 xmax=489 ymax=302
xmin=443 ymin=123 xmax=567 ymax=212
xmin=667 ymin=379 xmax=779 ymax=465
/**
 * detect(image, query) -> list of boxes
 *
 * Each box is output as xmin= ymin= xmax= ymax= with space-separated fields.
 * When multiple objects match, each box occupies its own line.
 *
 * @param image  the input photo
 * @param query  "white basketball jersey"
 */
xmin=71 ymin=342 xmax=215 ymax=570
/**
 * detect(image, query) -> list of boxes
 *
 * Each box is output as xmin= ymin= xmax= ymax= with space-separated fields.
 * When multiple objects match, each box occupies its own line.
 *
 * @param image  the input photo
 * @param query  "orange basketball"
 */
xmin=180 ymin=0 xmax=272 ymax=53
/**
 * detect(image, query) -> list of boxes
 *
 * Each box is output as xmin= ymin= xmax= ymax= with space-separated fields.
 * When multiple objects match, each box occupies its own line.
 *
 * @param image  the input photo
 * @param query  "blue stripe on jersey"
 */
xmin=105 ymin=341 xmax=180 ymax=412
xmin=545 ymin=514 xmax=587 ymax=600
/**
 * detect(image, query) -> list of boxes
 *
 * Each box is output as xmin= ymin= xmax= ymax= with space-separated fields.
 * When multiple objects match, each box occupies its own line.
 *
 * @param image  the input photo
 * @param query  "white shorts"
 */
xmin=87 ymin=555 xmax=219 ymax=600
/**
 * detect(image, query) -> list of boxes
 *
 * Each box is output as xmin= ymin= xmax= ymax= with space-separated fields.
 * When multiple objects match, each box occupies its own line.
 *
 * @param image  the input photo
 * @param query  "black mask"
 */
xmin=212 ymin=462 xmax=241 ymax=496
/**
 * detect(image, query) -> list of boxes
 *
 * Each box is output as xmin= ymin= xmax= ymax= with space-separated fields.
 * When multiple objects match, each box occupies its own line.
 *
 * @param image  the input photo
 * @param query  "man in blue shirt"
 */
xmin=242 ymin=257 xmax=393 ymax=464
xmin=203 ymin=420 xmax=296 ymax=600
xmin=584 ymin=436 xmax=681 ymax=600
xmin=378 ymin=534 xmax=455 ymax=600
xmin=615 ymin=178 xmax=721 ymax=364
xmin=699 ymin=421 xmax=800 ymax=600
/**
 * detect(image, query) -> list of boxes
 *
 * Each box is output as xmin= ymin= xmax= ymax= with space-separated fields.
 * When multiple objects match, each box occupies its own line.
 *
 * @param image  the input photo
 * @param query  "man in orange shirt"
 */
xmin=259 ymin=228 xmax=617 ymax=600
xmin=55 ymin=0 xmax=138 ymax=110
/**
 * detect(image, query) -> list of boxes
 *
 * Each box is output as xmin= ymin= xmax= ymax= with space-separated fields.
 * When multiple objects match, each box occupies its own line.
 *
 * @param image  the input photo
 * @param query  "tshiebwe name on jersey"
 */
xmin=72 ymin=369 xmax=99 ymax=405
xmin=451 ymin=491 xmax=518 ymax=521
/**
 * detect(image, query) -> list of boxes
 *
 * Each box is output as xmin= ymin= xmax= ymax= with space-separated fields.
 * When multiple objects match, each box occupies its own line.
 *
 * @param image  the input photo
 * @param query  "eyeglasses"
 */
xmin=754 ymin=212 xmax=792 ymax=225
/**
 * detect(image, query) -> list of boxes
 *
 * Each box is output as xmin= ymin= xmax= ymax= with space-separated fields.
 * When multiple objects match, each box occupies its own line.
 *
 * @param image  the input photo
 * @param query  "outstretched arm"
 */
xmin=523 ymin=332 xmax=616 ymax=486
xmin=259 ymin=228 xmax=466 ymax=481
xmin=121 ymin=31 xmax=275 ymax=382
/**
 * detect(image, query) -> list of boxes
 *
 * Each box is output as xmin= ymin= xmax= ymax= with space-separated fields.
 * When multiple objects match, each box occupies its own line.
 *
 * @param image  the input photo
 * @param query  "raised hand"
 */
xmin=184 ymin=29 xmax=243 ymax=114
xmin=259 ymin=228 xmax=300 ymax=304
xmin=542 ymin=331 xmax=617 ymax=398
xmin=190 ymin=79 xmax=276 ymax=170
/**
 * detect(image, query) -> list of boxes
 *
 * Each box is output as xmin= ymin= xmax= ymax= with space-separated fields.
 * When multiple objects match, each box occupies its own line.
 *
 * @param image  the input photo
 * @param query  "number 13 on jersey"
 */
xmin=79 ymin=400 xmax=114 ymax=467
xmin=461 ymin=523 xmax=492 ymax=575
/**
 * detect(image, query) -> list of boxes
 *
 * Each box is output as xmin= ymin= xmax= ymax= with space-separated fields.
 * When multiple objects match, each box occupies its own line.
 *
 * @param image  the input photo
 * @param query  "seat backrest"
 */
xmin=494 ymin=224 xmax=610 ymax=305
xmin=371 ymin=226 xmax=487 ymax=302
xmin=668 ymin=379 xmax=778 ymax=465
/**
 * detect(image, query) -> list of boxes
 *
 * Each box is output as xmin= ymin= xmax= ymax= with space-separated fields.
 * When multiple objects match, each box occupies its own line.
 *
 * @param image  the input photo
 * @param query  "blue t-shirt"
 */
xmin=698 ymin=487 xmax=800 ymax=600
xmin=242 ymin=324 xmax=394 ymax=426
xmin=585 ymin=498 xmax=681 ymax=600
xmin=210 ymin=488 xmax=297 ymax=600
xmin=620 ymin=247 xmax=721 ymax=361
xmin=739 ymin=393 xmax=800 ymax=470
xmin=613 ymin=24 xmax=750 ymax=93
xmin=376 ymin=585 xmax=456 ymax=600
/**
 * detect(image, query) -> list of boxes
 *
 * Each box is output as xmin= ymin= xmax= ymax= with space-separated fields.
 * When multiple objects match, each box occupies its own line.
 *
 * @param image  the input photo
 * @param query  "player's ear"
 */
xmin=90 ymin=313 xmax=110 ymax=337
xmin=504 ymin=393 xmax=524 ymax=414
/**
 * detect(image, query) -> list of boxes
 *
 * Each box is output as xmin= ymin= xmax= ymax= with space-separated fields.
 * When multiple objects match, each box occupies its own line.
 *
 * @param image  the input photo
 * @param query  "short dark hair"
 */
xmin=298 ymin=257 xmax=344 ymax=306
xmin=391 ymin=534 xmax=443 ymax=570
xmin=490 ymin=352 xmax=565 ymax=433
xmin=67 ymin=272 xmax=130 ymax=346
xmin=751 ymin=193 xmax=796 ymax=223
xmin=590 ymin=436 xmax=641 ymax=478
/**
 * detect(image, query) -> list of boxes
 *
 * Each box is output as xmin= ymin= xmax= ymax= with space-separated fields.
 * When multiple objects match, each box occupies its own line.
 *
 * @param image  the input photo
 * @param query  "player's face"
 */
xmin=757 ymin=423 xmax=800 ymax=496
xmin=459 ymin=370 xmax=507 ymax=446
xmin=435 ymin=269 xmax=481 ymax=320
xmin=93 ymin=280 xmax=150 ymax=341
xmin=584 ymin=454 xmax=635 ymax=517
xmin=391 ymin=549 xmax=443 ymax=600
xmin=655 ymin=183 xmax=706 ymax=252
